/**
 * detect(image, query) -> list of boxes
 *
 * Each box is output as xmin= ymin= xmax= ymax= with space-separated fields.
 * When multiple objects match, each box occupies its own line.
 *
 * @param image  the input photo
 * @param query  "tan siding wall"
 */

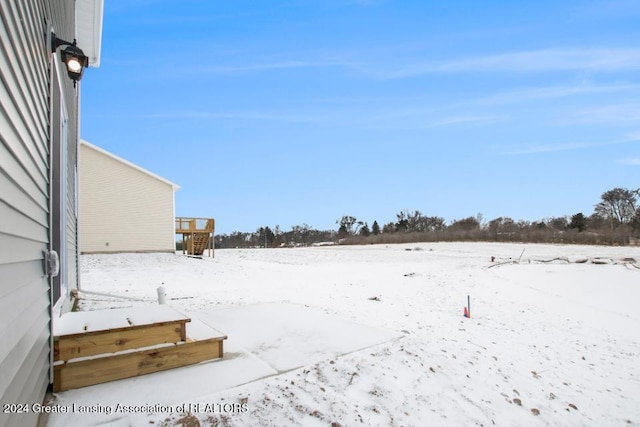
xmin=0 ymin=0 xmax=79 ymax=426
xmin=79 ymin=144 xmax=176 ymax=253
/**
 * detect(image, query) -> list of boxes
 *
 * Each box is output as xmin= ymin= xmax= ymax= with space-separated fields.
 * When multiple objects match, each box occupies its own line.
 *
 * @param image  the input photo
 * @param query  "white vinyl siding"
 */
xmin=79 ymin=143 xmax=177 ymax=253
xmin=1 ymin=0 xmax=83 ymax=425
xmin=0 ymin=0 xmax=51 ymax=420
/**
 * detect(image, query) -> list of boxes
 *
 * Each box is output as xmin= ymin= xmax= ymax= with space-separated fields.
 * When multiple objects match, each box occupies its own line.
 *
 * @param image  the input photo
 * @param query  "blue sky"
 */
xmin=81 ymin=0 xmax=640 ymax=234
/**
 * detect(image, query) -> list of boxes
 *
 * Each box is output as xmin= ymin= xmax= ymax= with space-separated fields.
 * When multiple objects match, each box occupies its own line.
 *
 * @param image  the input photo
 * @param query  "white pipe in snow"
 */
xmin=157 ymin=286 xmax=167 ymax=304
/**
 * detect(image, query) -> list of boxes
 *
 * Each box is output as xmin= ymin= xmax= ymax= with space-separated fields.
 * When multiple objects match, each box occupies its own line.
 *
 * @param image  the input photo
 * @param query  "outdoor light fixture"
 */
xmin=50 ymin=33 xmax=89 ymax=84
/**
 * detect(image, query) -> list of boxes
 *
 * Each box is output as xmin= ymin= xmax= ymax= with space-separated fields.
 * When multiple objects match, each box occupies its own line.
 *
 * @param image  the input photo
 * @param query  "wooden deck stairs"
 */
xmin=53 ymin=305 xmax=227 ymax=392
xmin=176 ymin=217 xmax=215 ymax=257
xmin=189 ymin=233 xmax=209 ymax=256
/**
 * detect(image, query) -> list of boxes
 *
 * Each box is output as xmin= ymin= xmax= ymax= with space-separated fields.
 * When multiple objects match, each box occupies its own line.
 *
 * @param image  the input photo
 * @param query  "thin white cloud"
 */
xmin=111 ymin=106 xmax=507 ymax=131
xmin=347 ymin=83 xmax=640 ymax=129
xmin=621 ymin=158 xmax=640 ymax=165
xmin=563 ymin=103 xmax=640 ymax=125
xmin=472 ymin=83 xmax=640 ymax=106
xmin=503 ymin=134 xmax=640 ymax=155
xmin=206 ymin=59 xmax=352 ymax=74
xmin=366 ymin=48 xmax=640 ymax=79
xmin=425 ymin=115 xmax=506 ymax=127
xmin=137 ymin=110 xmax=327 ymax=123
xmin=507 ymin=142 xmax=603 ymax=155
xmin=343 ymin=0 xmax=384 ymax=5
xmin=576 ymin=0 xmax=640 ymax=18
xmin=314 ymin=82 xmax=640 ymax=112
xmin=111 ymin=78 xmax=640 ymax=133
xmin=189 ymin=48 xmax=640 ymax=82
xmin=625 ymin=130 xmax=640 ymax=140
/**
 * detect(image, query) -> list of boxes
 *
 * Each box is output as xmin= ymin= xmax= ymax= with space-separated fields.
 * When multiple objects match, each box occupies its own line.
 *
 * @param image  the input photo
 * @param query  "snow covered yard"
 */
xmin=46 ymin=243 xmax=640 ymax=426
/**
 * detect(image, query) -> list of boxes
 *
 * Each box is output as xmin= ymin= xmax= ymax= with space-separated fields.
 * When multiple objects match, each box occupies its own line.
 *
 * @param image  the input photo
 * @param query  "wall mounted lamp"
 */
xmin=51 ymin=33 xmax=89 ymax=84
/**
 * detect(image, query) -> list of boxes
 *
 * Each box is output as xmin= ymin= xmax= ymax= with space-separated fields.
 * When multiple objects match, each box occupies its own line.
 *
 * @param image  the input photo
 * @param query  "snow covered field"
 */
xmin=47 ymin=242 xmax=640 ymax=426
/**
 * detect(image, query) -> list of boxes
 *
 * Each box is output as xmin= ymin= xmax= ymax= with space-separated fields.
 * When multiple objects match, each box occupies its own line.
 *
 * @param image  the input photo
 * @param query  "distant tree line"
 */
xmin=212 ymin=187 xmax=640 ymax=248
xmin=214 ymin=224 xmax=337 ymax=249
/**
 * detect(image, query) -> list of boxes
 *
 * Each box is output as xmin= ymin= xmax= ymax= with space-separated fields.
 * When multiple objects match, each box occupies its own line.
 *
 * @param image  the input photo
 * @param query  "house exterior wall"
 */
xmin=0 ymin=1 xmax=82 ymax=426
xmin=79 ymin=142 xmax=177 ymax=254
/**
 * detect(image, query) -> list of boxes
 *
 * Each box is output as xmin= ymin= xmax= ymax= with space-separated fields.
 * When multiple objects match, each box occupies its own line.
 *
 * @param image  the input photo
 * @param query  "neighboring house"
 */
xmin=79 ymin=140 xmax=179 ymax=254
xmin=0 ymin=1 xmax=103 ymax=426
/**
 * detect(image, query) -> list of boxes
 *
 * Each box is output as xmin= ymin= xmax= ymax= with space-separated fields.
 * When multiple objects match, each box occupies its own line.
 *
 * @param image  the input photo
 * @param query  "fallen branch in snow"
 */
xmin=348 ymin=372 xmax=359 ymax=386
xmin=487 ymin=256 xmax=640 ymax=269
xmin=518 ymin=248 xmax=526 ymax=262
xmin=467 ymin=340 xmax=487 ymax=350
xmin=533 ymin=257 xmax=570 ymax=264
xmin=487 ymin=260 xmax=518 ymax=269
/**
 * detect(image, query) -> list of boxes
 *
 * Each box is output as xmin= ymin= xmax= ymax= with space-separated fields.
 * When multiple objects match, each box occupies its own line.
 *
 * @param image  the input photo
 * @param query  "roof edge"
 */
xmin=80 ymin=140 xmax=181 ymax=190
xmin=76 ymin=0 xmax=104 ymax=67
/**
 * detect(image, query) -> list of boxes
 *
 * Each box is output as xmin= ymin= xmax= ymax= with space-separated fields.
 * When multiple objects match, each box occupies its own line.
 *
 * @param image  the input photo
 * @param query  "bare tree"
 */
xmin=337 ymin=216 xmax=358 ymax=237
xmin=595 ymin=187 xmax=639 ymax=225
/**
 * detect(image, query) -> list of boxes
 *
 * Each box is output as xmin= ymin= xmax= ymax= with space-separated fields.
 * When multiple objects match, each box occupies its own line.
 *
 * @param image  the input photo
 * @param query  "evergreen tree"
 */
xmin=257 ymin=226 xmax=276 ymax=247
xmin=395 ymin=211 xmax=409 ymax=232
xmin=371 ymin=220 xmax=381 ymax=235
xmin=569 ymin=213 xmax=587 ymax=232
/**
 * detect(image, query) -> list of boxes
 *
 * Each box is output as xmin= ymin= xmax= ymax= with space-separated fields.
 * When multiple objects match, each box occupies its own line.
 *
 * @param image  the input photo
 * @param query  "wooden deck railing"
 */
xmin=175 ymin=217 xmax=215 ymax=233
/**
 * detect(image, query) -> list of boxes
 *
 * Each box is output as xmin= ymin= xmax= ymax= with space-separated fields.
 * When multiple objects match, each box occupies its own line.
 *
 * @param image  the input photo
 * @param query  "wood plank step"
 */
xmin=54 ymin=306 xmax=190 ymax=361
xmin=53 ymin=318 xmax=227 ymax=392
xmin=54 ymin=305 xmax=191 ymax=335
xmin=53 ymin=338 xmax=224 ymax=392
xmin=55 ymin=322 xmax=186 ymax=362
